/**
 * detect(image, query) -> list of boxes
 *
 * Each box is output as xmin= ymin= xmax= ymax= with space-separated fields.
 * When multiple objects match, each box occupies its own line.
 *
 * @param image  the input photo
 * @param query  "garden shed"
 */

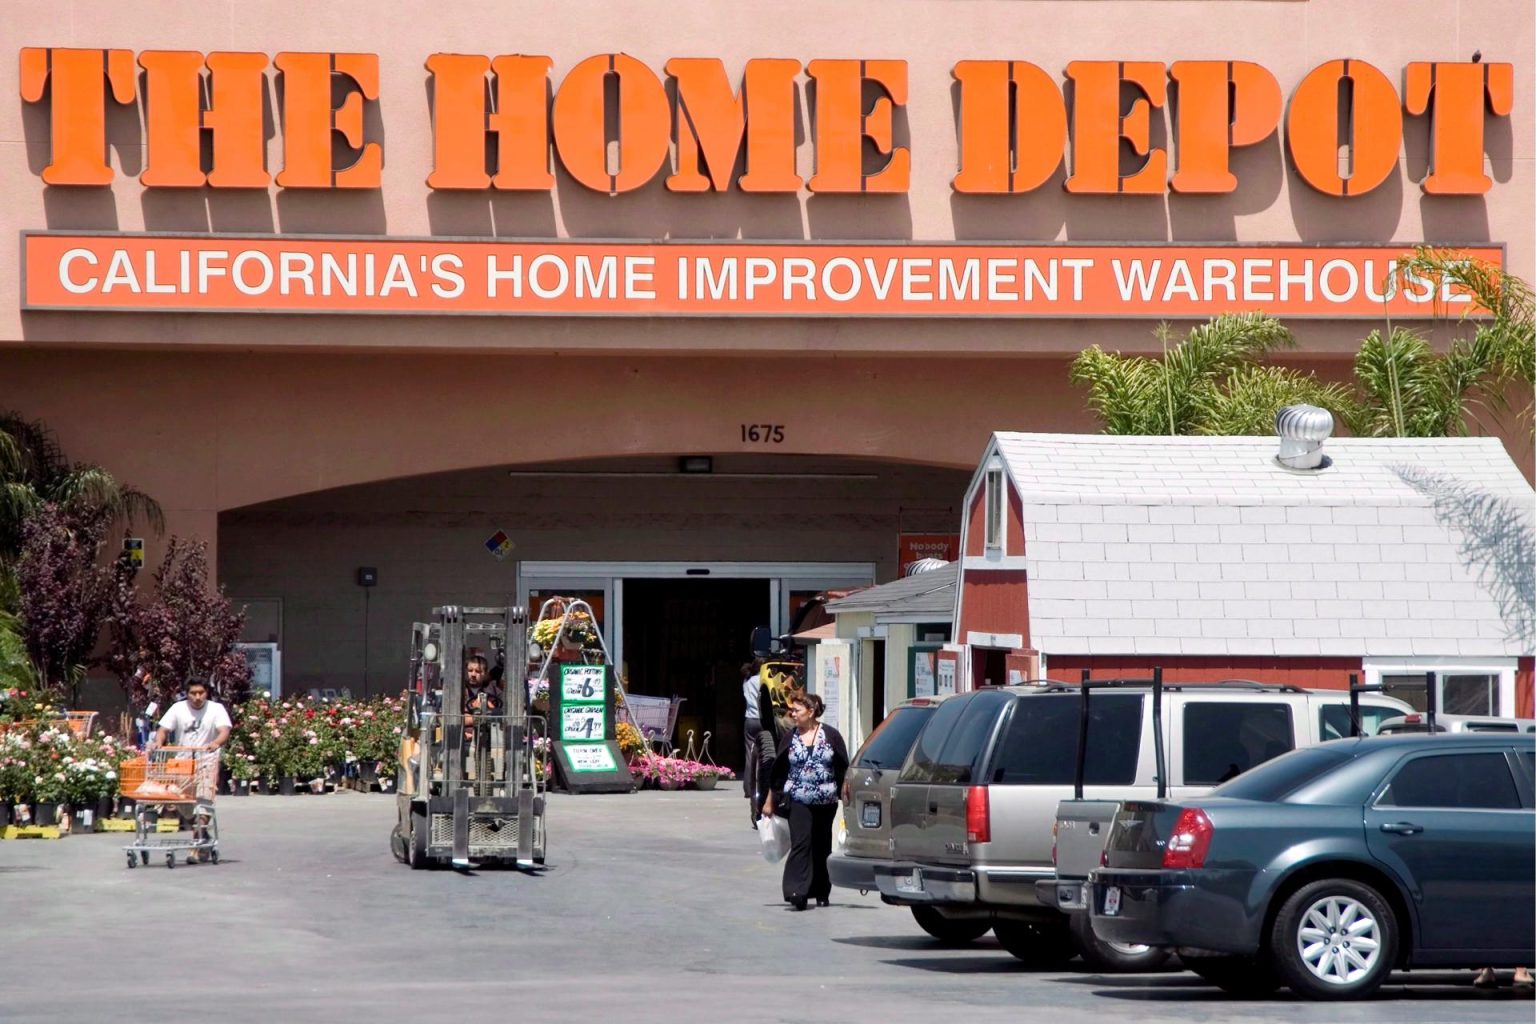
xmin=950 ymin=427 xmax=1536 ymax=717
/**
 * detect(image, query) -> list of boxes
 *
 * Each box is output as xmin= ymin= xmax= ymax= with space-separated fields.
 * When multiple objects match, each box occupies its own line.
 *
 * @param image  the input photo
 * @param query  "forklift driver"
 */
xmin=462 ymin=654 xmax=504 ymax=724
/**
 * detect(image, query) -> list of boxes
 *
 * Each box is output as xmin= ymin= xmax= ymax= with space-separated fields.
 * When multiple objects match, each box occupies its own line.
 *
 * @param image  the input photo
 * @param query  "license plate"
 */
xmin=861 ymin=802 xmax=881 ymax=828
xmin=1103 ymin=885 xmax=1122 ymax=916
xmin=895 ymin=869 xmax=924 ymax=895
xmin=1057 ymin=883 xmax=1085 ymax=910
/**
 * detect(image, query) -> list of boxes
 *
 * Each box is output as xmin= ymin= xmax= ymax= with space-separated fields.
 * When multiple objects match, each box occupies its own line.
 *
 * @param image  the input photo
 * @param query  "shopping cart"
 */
xmin=122 ymin=747 xmax=220 ymax=869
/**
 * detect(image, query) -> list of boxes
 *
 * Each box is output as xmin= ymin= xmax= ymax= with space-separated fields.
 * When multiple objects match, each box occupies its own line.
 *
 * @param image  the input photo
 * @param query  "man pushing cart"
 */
xmin=124 ymin=679 xmax=230 ymax=869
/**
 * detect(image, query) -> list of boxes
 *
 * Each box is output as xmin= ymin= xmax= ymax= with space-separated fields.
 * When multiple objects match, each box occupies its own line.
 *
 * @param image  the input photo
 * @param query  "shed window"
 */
xmin=984 ymin=469 xmax=1004 ymax=550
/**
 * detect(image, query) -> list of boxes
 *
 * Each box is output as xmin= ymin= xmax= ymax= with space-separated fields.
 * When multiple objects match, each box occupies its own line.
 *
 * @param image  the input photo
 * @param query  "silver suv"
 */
xmin=872 ymin=682 xmax=1413 ymax=970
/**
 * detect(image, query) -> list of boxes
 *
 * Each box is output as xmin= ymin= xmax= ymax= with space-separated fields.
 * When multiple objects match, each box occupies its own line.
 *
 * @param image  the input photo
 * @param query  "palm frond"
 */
xmin=1069 ymin=346 xmax=1166 ymax=434
xmin=1199 ymin=366 xmax=1356 ymax=436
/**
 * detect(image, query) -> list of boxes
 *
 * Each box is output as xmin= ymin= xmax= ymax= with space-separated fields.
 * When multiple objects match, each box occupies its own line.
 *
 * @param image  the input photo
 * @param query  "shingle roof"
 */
xmin=827 ymin=561 xmax=958 ymax=619
xmin=987 ymin=433 xmax=1535 ymax=659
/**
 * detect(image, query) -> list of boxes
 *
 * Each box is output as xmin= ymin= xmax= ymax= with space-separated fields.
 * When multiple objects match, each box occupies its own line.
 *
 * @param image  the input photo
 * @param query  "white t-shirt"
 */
xmin=158 ymin=700 xmax=232 ymax=749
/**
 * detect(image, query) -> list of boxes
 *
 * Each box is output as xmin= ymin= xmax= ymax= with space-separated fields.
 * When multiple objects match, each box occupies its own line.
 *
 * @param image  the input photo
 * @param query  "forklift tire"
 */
xmin=389 ymin=824 xmax=408 ymax=864
xmin=407 ymin=807 xmax=429 ymax=870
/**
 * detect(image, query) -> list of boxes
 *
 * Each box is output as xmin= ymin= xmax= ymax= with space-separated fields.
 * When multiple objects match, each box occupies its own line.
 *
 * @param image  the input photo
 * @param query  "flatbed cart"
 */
xmin=123 ymin=747 xmax=220 ymax=869
xmin=391 ymin=604 xmax=547 ymax=870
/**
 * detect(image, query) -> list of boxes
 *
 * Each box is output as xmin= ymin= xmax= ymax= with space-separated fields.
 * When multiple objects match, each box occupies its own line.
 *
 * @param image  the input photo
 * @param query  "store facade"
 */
xmin=2 ymin=2 xmax=1530 ymax=752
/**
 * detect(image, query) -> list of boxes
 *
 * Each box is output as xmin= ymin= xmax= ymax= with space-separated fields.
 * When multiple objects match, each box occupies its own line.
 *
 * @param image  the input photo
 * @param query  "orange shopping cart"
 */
xmin=122 ymin=747 xmax=221 ymax=869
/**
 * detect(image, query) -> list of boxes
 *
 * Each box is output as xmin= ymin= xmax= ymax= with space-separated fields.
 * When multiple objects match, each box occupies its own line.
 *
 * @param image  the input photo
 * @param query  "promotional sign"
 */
xmin=900 ymin=534 xmax=960 ymax=572
xmin=549 ymin=663 xmax=633 ymax=793
xmin=815 ymin=641 xmax=851 ymax=737
xmin=936 ymin=653 xmax=958 ymax=696
xmin=561 ymin=743 xmax=618 ymax=773
xmin=912 ymin=649 xmax=937 ymax=698
xmin=23 ymin=234 xmax=1500 ymax=320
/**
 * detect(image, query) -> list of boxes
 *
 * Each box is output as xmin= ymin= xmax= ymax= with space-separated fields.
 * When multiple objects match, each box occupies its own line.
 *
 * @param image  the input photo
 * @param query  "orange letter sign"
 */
xmin=952 ymin=61 xmax=1067 ymax=194
xmin=19 ymin=48 xmax=137 ymax=185
xmin=274 ymin=52 xmax=382 ymax=189
xmin=1168 ymin=61 xmax=1280 ymax=193
xmin=666 ymin=58 xmax=801 ymax=193
xmin=1404 ymin=61 xmax=1514 ymax=194
xmin=807 ymin=59 xmax=909 ymax=193
xmin=138 ymin=51 xmax=269 ymax=188
xmin=426 ymin=54 xmax=554 ymax=190
xmin=1065 ymin=61 xmax=1167 ymax=194
xmin=552 ymin=53 xmax=670 ymax=193
xmin=1287 ymin=59 xmax=1401 ymax=197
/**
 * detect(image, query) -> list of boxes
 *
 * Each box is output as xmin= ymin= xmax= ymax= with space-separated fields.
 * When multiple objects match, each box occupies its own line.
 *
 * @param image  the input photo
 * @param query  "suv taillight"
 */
xmin=966 ymin=786 xmax=990 ymax=844
xmin=1050 ymin=819 xmax=1058 ymax=866
xmin=1162 ymin=808 xmax=1214 ymax=869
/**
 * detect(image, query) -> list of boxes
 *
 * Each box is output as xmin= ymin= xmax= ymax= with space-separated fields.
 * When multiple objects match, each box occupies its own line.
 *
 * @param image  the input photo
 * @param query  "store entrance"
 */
xmin=621 ymin=577 xmax=770 ymax=773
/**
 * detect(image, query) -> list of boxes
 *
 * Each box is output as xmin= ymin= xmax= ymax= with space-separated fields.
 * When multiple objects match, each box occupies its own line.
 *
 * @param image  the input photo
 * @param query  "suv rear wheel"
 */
xmin=1270 ymin=879 xmax=1397 ymax=1000
xmin=1069 ymin=912 xmax=1171 ymax=973
xmin=911 ymin=907 xmax=991 ymax=944
xmin=993 ymin=919 xmax=1074 ymax=967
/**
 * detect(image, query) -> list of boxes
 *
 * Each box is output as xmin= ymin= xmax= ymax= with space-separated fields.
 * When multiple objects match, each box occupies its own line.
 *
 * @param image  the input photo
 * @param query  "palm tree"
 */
xmin=1069 ymin=313 xmax=1353 ymax=435
xmin=1353 ymin=248 xmax=1536 ymax=439
xmin=0 ymin=413 xmax=164 ymax=567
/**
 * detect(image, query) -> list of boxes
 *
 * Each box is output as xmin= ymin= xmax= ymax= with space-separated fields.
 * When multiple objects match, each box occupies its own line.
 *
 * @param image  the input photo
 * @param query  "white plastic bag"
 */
xmin=757 ymin=814 xmax=789 ymax=863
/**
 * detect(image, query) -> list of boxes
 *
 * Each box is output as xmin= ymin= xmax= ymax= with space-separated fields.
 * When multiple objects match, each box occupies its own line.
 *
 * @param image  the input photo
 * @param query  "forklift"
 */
xmin=389 ymin=605 xmax=547 ymax=870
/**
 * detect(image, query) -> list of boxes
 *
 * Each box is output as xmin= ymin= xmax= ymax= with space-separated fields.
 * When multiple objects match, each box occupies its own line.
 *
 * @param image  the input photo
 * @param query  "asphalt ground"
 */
xmin=0 ymin=788 xmax=1531 ymax=1023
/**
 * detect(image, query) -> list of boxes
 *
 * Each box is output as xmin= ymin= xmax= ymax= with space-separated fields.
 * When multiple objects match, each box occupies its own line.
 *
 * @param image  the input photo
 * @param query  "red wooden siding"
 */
xmin=965 ymin=487 xmax=985 ymax=556
xmin=1043 ymin=655 xmax=1364 ymax=690
xmin=958 ymin=571 xmax=1030 ymax=642
xmin=1518 ymin=657 xmax=1533 ymax=718
xmin=1007 ymin=485 xmax=1025 ymax=556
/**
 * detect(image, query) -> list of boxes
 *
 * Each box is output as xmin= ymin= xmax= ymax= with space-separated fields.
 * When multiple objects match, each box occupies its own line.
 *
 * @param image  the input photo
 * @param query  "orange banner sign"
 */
xmin=22 ymin=234 xmax=1501 ymax=319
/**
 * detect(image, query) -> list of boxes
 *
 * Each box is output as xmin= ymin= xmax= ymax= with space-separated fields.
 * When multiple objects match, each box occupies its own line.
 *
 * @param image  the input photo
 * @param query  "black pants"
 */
xmin=744 ymin=717 xmax=761 ymax=802
xmin=782 ymin=802 xmax=837 ymax=903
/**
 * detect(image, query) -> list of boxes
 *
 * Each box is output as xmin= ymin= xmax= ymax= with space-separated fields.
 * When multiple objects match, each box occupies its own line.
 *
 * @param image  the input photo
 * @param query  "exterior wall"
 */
xmin=1519 ymin=657 xmax=1534 ymax=719
xmin=957 ymin=570 xmax=1031 ymax=643
xmin=964 ymin=488 xmax=986 ymax=558
xmin=1007 ymin=488 xmax=1026 ymax=557
xmin=1043 ymin=654 xmax=1363 ymax=690
xmin=221 ymin=458 xmax=967 ymax=696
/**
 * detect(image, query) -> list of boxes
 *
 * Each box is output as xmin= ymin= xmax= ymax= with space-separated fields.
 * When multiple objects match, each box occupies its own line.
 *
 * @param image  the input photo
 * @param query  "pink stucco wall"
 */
xmin=1 ymin=0 xmax=1531 ymax=563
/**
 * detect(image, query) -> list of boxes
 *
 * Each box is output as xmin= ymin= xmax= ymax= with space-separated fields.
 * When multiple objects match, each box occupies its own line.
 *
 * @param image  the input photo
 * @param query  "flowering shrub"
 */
xmin=615 ymin=722 xmax=645 ymax=759
xmin=228 ymin=693 xmax=407 ymax=781
xmin=0 ymin=687 xmax=59 ymax=724
xmin=628 ymin=752 xmax=736 ymax=787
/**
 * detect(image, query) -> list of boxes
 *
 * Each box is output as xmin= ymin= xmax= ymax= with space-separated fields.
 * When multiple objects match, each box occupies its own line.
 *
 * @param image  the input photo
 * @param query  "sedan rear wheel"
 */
xmin=1271 ymin=879 xmax=1397 ymax=1000
xmin=910 ymin=906 xmax=991 ymax=944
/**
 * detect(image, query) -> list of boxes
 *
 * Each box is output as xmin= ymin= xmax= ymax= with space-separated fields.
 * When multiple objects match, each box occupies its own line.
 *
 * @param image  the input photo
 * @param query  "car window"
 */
xmin=918 ymin=694 xmax=1008 ymax=784
xmin=1183 ymin=702 xmax=1294 ymax=785
xmin=1376 ymin=752 xmax=1522 ymax=810
xmin=1214 ymin=746 xmax=1353 ymax=801
xmin=1519 ymin=751 xmax=1535 ymax=785
xmin=901 ymin=695 xmax=972 ymax=783
xmin=1319 ymin=703 xmax=1400 ymax=740
xmin=989 ymin=693 xmax=1142 ymax=785
xmin=855 ymin=706 xmax=931 ymax=770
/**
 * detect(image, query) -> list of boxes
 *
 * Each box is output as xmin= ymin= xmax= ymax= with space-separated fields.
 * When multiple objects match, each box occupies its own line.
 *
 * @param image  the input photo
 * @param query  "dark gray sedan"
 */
xmin=1089 ymin=733 xmax=1535 ymax=1000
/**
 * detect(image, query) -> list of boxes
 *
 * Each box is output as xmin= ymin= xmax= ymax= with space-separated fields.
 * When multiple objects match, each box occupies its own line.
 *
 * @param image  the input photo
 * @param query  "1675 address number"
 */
xmin=740 ymin=424 xmax=785 ymax=444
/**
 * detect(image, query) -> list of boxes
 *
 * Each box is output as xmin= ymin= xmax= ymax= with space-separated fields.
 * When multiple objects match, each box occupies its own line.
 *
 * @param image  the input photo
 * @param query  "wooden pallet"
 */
xmin=1 ymin=825 xmax=62 ymax=839
xmin=97 ymin=818 xmax=137 ymax=833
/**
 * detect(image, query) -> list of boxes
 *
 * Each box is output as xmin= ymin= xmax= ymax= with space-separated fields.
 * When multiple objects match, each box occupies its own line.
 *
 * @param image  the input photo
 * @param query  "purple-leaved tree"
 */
xmin=17 ymin=503 xmax=112 ymax=703
xmin=131 ymin=537 xmax=251 ymax=707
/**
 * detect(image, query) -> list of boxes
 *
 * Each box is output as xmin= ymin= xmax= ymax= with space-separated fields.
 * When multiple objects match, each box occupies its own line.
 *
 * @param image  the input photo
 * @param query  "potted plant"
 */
xmin=228 ymin=752 xmax=257 ymax=795
xmin=690 ymin=762 xmax=735 ymax=791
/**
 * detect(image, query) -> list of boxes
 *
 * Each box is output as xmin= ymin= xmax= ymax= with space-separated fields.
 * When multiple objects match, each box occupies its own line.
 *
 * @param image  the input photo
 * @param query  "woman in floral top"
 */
xmin=764 ymin=691 xmax=849 ymax=910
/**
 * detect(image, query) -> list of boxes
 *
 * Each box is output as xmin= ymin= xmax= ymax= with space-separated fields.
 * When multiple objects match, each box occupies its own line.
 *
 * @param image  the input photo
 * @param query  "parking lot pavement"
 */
xmin=0 ymin=789 xmax=1530 ymax=1023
